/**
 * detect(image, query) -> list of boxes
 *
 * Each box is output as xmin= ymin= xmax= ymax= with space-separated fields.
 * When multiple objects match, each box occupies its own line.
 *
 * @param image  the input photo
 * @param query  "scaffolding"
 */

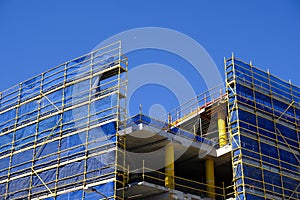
xmin=226 ymin=55 xmax=300 ymax=199
xmin=0 ymin=40 xmax=299 ymax=200
xmin=0 ymin=41 xmax=128 ymax=199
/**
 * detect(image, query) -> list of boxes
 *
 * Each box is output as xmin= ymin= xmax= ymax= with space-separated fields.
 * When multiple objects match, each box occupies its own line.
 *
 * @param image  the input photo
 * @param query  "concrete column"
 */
xmin=205 ymin=159 xmax=215 ymax=199
xmin=218 ymin=111 xmax=228 ymax=147
xmin=165 ymin=143 xmax=175 ymax=189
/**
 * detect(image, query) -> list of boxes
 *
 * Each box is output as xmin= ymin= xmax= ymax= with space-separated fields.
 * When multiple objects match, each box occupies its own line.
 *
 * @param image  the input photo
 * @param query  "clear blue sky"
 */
xmin=0 ymin=0 xmax=300 ymax=116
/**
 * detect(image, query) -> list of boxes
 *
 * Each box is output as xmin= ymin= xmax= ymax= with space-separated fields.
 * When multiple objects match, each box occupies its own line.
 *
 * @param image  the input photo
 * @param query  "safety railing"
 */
xmin=168 ymin=83 xmax=226 ymax=126
xmin=128 ymin=165 xmax=235 ymax=200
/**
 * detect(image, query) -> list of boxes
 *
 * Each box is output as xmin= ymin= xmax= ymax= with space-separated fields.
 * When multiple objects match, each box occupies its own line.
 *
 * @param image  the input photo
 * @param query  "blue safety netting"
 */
xmin=226 ymin=58 xmax=300 ymax=199
xmin=0 ymin=44 xmax=122 ymax=199
xmin=127 ymin=114 xmax=215 ymax=146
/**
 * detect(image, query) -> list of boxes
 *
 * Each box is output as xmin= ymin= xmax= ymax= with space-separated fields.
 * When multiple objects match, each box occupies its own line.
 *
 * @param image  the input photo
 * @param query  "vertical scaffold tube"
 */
xmin=165 ymin=143 xmax=175 ymax=189
xmin=205 ymin=159 xmax=215 ymax=199
xmin=218 ymin=111 xmax=228 ymax=147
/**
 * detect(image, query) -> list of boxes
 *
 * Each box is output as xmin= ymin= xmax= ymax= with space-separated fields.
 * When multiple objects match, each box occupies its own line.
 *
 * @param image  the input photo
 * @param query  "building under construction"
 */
xmin=0 ymin=42 xmax=299 ymax=199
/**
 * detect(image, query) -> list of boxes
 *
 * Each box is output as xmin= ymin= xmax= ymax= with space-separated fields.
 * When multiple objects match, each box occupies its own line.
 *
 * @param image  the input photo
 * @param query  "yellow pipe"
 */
xmin=205 ymin=159 xmax=215 ymax=199
xmin=218 ymin=111 xmax=228 ymax=147
xmin=165 ymin=143 xmax=175 ymax=189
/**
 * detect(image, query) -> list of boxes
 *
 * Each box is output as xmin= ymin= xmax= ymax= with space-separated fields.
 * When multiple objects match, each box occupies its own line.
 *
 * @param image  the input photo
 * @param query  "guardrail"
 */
xmin=128 ymin=164 xmax=235 ymax=200
xmin=168 ymin=83 xmax=226 ymax=125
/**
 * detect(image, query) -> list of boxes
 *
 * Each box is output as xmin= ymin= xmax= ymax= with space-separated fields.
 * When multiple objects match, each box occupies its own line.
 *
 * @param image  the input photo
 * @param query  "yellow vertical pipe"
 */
xmin=205 ymin=159 xmax=215 ymax=199
xmin=218 ymin=111 xmax=228 ymax=147
xmin=165 ymin=143 xmax=175 ymax=189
